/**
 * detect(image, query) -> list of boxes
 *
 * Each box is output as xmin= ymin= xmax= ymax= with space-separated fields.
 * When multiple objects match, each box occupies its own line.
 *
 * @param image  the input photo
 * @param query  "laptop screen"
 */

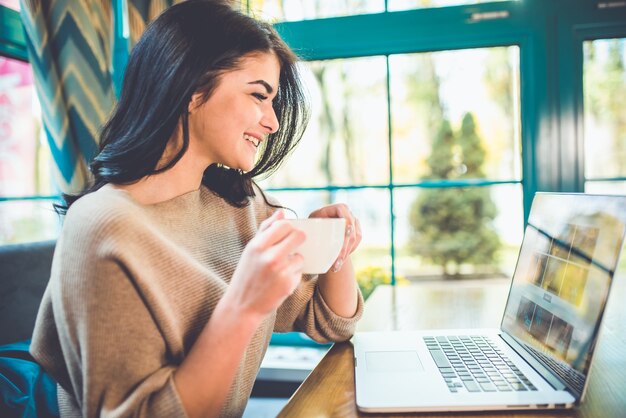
xmin=501 ymin=193 xmax=626 ymax=395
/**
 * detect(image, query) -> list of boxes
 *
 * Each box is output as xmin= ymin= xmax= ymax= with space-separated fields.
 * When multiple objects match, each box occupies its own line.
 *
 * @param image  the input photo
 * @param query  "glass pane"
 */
xmin=0 ymin=0 xmax=20 ymax=11
xmin=388 ymin=0 xmax=512 ymax=11
xmin=585 ymin=181 xmax=626 ymax=195
xmin=265 ymin=188 xmax=392 ymax=298
xmin=0 ymin=200 xmax=61 ymax=244
xmin=259 ymin=56 xmax=389 ymax=188
xmin=583 ymin=38 xmax=626 ymax=179
xmin=394 ymin=184 xmax=523 ymax=280
xmin=389 ymin=46 xmax=521 ymax=184
xmin=0 ymin=56 xmax=53 ymax=197
xmin=248 ymin=0 xmax=384 ymax=22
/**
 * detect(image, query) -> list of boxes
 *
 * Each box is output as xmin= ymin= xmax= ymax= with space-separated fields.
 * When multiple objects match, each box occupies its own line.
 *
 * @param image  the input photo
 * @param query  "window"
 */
xmin=0 ymin=4 xmax=60 ymax=244
xmin=254 ymin=0 xmax=626 ymax=290
xmin=0 ymin=0 xmax=18 ymax=11
xmin=249 ymin=0 xmax=385 ymax=22
xmin=257 ymin=2 xmax=531 ymax=286
xmin=248 ymin=0 xmax=516 ymax=22
xmin=260 ymin=45 xmax=524 ymax=282
xmin=0 ymin=55 xmax=59 ymax=244
xmin=583 ymin=38 xmax=626 ymax=195
xmin=390 ymin=47 xmax=523 ymax=278
xmin=389 ymin=47 xmax=521 ymax=184
xmin=264 ymin=57 xmax=389 ymax=188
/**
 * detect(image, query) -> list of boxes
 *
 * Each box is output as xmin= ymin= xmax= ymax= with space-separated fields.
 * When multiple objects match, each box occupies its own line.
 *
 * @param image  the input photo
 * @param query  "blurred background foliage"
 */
xmin=356 ymin=266 xmax=409 ymax=300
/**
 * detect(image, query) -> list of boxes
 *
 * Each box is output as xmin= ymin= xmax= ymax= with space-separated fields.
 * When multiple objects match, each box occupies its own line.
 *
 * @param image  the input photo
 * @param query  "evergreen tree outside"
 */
xmin=409 ymin=113 xmax=501 ymax=277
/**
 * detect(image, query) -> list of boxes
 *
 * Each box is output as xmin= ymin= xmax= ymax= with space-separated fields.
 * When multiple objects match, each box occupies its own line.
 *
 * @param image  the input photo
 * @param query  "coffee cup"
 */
xmin=277 ymin=218 xmax=346 ymax=274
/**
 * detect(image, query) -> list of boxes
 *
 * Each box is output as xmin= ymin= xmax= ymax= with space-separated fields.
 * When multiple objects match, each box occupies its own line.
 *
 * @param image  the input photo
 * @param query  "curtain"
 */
xmin=128 ymin=0 xmax=173 ymax=47
xmin=19 ymin=0 xmax=173 ymax=194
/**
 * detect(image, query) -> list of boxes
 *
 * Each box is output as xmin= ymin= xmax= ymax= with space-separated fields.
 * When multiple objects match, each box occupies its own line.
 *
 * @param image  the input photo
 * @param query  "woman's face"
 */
xmin=187 ymin=52 xmax=281 ymax=172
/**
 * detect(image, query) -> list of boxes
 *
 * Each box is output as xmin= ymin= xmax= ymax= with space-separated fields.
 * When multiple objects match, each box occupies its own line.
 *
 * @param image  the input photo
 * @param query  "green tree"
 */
xmin=425 ymin=119 xmax=454 ymax=179
xmin=409 ymin=113 xmax=500 ymax=276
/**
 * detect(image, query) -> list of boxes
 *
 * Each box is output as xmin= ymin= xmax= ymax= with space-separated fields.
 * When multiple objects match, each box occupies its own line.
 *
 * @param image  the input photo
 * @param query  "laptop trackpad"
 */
xmin=365 ymin=351 xmax=424 ymax=373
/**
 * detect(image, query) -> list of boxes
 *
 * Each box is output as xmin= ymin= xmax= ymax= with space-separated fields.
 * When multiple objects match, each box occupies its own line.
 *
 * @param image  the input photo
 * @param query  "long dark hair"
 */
xmin=56 ymin=0 xmax=309 ymax=213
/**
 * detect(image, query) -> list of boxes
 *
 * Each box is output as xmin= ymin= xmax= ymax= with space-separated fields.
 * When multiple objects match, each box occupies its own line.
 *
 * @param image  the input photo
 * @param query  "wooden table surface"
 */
xmin=277 ymin=277 xmax=626 ymax=418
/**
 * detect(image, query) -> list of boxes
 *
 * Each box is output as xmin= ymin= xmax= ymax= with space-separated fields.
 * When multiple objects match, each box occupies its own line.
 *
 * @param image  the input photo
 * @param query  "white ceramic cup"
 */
xmin=277 ymin=218 xmax=346 ymax=274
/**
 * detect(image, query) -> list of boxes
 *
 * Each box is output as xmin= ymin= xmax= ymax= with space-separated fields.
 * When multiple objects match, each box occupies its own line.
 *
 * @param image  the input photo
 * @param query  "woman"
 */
xmin=30 ymin=1 xmax=363 ymax=417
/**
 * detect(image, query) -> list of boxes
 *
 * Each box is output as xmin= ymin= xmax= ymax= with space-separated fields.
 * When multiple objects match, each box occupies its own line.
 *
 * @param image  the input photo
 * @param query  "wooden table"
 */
xmin=277 ymin=277 xmax=626 ymax=418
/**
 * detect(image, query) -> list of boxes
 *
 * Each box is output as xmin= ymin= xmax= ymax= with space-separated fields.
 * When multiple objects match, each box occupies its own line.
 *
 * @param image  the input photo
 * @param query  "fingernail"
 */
xmin=332 ymin=258 xmax=343 ymax=272
xmin=346 ymin=224 xmax=353 ymax=237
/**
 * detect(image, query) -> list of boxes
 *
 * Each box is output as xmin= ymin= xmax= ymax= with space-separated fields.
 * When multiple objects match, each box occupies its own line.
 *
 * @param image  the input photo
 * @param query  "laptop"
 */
xmin=353 ymin=193 xmax=626 ymax=413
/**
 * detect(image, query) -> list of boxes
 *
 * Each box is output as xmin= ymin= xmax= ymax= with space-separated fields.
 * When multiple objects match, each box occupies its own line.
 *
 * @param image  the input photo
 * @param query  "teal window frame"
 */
xmin=0 ymin=5 xmax=26 ymax=61
xmin=246 ymin=0 xmax=626 ymax=283
xmin=558 ymin=8 xmax=626 ymax=189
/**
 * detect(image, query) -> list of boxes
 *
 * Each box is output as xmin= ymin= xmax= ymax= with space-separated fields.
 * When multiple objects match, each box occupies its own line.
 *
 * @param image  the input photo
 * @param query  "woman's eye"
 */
xmin=252 ymin=93 xmax=268 ymax=101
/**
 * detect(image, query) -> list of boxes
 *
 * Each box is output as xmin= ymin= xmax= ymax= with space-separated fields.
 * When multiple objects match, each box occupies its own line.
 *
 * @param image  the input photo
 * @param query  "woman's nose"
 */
xmin=261 ymin=105 xmax=279 ymax=134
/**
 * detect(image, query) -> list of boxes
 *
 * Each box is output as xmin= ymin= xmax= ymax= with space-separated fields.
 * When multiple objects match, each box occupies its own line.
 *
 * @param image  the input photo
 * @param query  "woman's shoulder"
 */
xmin=64 ymin=186 xmax=142 ymax=237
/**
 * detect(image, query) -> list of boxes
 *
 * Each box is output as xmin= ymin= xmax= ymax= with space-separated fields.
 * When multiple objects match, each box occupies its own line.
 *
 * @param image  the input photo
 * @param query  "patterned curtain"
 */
xmin=128 ymin=0 xmax=174 ymax=47
xmin=19 ymin=0 xmax=174 ymax=194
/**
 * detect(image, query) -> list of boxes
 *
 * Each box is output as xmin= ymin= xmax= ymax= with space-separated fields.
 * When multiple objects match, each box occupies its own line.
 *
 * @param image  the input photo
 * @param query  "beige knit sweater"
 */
xmin=30 ymin=184 xmax=363 ymax=418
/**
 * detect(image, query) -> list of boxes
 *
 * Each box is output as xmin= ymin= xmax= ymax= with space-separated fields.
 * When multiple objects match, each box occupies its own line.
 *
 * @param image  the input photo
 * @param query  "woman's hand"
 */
xmin=309 ymin=203 xmax=362 ymax=272
xmin=227 ymin=210 xmax=306 ymax=320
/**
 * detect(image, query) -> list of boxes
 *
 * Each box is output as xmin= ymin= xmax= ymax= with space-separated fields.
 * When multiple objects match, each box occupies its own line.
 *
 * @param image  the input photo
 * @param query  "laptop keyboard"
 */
xmin=424 ymin=335 xmax=538 ymax=393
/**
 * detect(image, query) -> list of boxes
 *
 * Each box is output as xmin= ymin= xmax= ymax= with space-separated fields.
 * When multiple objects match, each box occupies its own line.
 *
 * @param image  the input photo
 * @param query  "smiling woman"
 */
xmin=56 ymin=0 xmax=309 ymax=211
xmin=28 ymin=1 xmax=364 ymax=418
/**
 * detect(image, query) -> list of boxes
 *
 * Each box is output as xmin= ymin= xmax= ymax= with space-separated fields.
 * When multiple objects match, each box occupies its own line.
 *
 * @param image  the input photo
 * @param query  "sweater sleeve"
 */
xmin=273 ymin=275 xmax=364 ymax=343
xmin=30 ymin=211 xmax=189 ymax=418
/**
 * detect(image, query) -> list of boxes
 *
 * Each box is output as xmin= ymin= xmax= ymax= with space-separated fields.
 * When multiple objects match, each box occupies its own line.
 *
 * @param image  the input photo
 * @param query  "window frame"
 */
xmin=557 ymin=9 xmax=626 ymax=190
xmin=0 ymin=5 xmax=27 ymax=61
xmin=258 ymin=0 xmax=626 ymax=282
xmin=269 ymin=2 xmax=531 ymax=283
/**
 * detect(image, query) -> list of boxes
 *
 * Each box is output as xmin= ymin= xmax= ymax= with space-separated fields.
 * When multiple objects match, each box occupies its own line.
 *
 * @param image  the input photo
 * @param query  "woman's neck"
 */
xmin=112 ymin=145 xmax=209 ymax=206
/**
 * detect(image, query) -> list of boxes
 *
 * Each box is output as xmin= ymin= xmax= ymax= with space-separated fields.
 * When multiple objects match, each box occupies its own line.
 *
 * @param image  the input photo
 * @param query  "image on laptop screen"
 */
xmin=501 ymin=194 xmax=626 ymax=395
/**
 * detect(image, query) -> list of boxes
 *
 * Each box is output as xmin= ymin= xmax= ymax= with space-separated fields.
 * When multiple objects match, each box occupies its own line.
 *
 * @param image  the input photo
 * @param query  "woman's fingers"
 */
xmin=253 ymin=217 xmax=306 ymax=282
xmin=341 ymin=209 xmax=357 ymax=261
xmin=266 ymin=225 xmax=306 ymax=261
xmin=353 ymin=218 xmax=362 ymax=250
xmin=308 ymin=203 xmax=360 ymax=273
xmin=255 ymin=214 xmax=301 ymax=251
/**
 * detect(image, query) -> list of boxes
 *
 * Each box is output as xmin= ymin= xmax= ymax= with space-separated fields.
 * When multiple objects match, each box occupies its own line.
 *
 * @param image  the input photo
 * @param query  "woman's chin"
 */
xmin=242 ymin=159 xmax=258 ymax=173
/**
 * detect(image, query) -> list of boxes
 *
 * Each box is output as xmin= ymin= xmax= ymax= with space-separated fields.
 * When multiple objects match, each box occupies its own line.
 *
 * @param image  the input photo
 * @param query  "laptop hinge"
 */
xmin=500 ymin=332 xmax=571 ymax=393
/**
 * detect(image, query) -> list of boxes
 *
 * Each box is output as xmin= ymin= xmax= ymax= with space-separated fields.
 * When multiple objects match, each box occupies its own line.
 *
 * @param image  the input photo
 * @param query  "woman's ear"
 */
xmin=188 ymin=93 xmax=202 ymax=114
